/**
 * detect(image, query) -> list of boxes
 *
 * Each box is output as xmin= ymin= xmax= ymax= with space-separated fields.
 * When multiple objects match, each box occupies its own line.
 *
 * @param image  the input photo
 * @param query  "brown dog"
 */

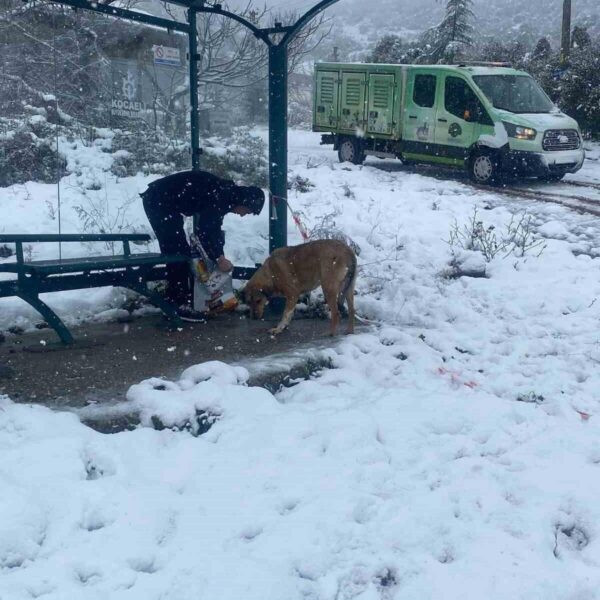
xmin=243 ymin=239 xmax=357 ymax=336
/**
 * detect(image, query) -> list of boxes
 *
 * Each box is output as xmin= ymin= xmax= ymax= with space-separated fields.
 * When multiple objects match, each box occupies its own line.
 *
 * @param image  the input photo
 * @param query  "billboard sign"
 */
xmin=111 ymin=67 xmax=146 ymax=119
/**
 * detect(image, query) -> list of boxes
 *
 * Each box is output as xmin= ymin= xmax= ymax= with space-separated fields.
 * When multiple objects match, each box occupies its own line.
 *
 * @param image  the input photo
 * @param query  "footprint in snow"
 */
xmin=240 ymin=526 xmax=263 ymax=541
xmin=277 ymin=498 xmax=300 ymax=515
xmin=435 ymin=546 xmax=455 ymax=564
xmin=80 ymin=510 xmax=112 ymax=532
xmin=128 ymin=556 xmax=159 ymax=574
xmin=74 ymin=565 xmax=103 ymax=585
xmin=553 ymin=523 xmax=590 ymax=557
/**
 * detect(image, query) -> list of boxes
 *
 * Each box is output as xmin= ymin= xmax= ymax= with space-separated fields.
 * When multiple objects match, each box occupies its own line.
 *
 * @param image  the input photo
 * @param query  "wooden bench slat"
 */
xmin=0 ymin=253 xmax=188 ymax=275
xmin=28 ymin=254 xmax=183 ymax=267
xmin=0 ymin=233 xmax=152 ymax=243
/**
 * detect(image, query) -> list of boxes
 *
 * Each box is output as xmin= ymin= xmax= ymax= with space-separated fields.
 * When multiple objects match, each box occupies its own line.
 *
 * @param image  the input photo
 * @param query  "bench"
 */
xmin=0 ymin=234 xmax=260 ymax=345
xmin=0 ymin=233 xmax=190 ymax=345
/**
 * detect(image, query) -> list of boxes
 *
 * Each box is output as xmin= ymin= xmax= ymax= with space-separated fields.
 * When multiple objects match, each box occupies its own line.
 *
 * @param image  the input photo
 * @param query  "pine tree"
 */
xmin=571 ymin=26 xmax=591 ymax=49
xmin=422 ymin=0 xmax=475 ymax=64
xmin=369 ymin=34 xmax=425 ymax=65
xmin=533 ymin=37 xmax=552 ymax=60
xmin=369 ymin=35 xmax=405 ymax=63
xmin=556 ymin=43 xmax=600 ymax=135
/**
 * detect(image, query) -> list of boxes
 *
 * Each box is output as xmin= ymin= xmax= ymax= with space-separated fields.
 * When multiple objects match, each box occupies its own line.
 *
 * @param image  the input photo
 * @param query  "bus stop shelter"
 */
xmin=42 ymin=0 xmax=340 ymax=255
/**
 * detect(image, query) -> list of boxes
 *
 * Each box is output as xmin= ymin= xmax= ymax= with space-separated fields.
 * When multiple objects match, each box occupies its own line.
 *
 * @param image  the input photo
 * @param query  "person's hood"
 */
xmin=230 ymin=185 xmax=265 ymax=215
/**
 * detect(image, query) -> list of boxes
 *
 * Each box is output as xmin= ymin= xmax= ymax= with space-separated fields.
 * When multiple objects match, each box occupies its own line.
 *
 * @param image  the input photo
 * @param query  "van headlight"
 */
xmin=503 ymin=122 xmax=537 ymax=140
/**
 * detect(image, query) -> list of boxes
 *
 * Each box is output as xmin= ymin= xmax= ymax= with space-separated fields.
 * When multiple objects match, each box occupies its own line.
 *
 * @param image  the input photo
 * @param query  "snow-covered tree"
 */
xmin=369 ymin=34 xmax=405 ymax=63
xmin=572 ymin=26 xmax=591 ymax=49
xmin=533 ymin=37 xmax=552 ymax=60
xmin=368 ymin=34 xmax=425 ymax=64
xmin=553 ymin=43 xmax=600 ymax=135
xmin=421 ymin=0 xmax=475 ymax=63
xmin=475 ymin=39 xmax=528 ymax=65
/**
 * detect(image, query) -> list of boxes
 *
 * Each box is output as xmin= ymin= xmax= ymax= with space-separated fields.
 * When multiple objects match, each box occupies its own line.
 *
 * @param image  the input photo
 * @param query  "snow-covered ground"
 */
xmin=567 ymin=142 xmax=600 ymax=185
xmin=2 ymin=131 xmax=600 ymax=598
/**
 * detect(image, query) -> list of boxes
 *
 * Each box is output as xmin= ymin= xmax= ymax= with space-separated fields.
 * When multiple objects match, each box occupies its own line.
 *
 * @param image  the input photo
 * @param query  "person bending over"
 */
xmin=141 ymin=169 xmax=265 ymax=320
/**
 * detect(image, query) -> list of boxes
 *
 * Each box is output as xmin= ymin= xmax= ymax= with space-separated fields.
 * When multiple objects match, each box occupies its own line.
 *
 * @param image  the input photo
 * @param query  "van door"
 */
xmin=402 ymin=70 xmax=438 ymax=150
xmin=435 ymin=75 xmax=489 ymax=157
xmin=315 ymin=70 xmax=339 ymax=129
xmin=340 ymin=72 xmax=366 ymax=131
xmin=367 ymin=73 xmax=395 ymax=135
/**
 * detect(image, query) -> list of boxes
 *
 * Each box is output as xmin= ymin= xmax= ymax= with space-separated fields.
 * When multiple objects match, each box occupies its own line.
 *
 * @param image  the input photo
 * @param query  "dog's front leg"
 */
xmin=269 ymin=295 xmax=298 ymax=335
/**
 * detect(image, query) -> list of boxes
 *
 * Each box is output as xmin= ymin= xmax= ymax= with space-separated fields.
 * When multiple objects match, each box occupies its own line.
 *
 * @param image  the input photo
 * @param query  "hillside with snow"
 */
xmin=230 ymin=0 xmax=599 ymax=60
xmin=333 ymin=0 xmax=597 ymax=40
xmin=310 ymin=0 xmax=599 ymax=47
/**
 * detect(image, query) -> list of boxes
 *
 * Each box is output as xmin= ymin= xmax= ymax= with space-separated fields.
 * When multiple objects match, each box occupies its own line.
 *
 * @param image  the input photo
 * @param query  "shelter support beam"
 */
xmin=188 ymin=9 xmax=201 ymax=170
xmin=268 ymin=44 xmax=289 ymax=253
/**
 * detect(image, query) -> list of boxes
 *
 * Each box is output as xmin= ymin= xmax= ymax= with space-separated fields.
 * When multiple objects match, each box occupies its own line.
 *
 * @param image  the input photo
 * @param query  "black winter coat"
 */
xmin=141 ymin=170 xmax=237 ymax=260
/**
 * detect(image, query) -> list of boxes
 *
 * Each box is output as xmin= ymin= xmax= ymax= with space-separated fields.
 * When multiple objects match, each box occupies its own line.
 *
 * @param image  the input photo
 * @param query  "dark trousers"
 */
xmin=143 ymin=196 xmax=191 ymax=305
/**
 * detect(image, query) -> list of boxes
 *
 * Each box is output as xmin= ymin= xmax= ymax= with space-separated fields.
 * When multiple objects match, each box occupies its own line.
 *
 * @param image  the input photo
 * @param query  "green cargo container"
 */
xmin=313 ymin=62 xmax=585 ymax=184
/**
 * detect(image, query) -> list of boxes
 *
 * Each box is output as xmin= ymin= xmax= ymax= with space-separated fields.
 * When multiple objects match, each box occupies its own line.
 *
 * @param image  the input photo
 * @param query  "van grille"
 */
xmin=542 ymin=129 xmax=580 ymax=151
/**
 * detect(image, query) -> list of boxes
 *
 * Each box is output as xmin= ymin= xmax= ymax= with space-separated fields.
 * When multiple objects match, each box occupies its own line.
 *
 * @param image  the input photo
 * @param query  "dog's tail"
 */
xmin=338 ymin=250 xmax=357 ymax=314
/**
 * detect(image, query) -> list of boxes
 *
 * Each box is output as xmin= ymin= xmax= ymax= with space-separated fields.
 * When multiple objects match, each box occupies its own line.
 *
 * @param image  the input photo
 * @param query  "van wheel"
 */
xmin=338 ymin=137 xmax=365 ymax=165
xmin=469 ymin=150 xmax=501 ymax=185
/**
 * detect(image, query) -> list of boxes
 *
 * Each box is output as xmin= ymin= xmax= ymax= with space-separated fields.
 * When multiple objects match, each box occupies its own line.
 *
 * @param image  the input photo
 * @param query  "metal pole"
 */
xmin=188 ymin=8 xmax=201 ymax=170
xmin=561 ymin=0 xmax=572 ymax=64
xmin=268 ymin=43 xmax=288 ymax=253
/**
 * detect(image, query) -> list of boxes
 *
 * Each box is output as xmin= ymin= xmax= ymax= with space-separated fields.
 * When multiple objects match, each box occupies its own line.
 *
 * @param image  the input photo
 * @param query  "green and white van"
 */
xmin=313 ymin=62 xmax=585 ymax=184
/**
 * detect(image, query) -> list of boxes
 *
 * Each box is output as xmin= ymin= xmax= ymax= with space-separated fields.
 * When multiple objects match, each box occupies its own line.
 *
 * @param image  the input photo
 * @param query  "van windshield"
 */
xmin=472 ymin=75 xmax=554 ymax=114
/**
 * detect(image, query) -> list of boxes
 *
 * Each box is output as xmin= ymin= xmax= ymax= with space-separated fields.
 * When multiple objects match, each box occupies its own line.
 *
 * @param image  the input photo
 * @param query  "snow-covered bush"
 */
xmin=288 ymin=174 xmax=315 ymax=193
xmin=73 ymin=195 xmax=151 ymax=252
xmin=288 ymin=97 xmax=312 ymax=130
xmin=448 ymin=208 xmax=546 ymax=263
xmin=0 ymin=126 xmax=66 ymax=187
xmin=110 ymin=130 xmax=190 ymax=178
xmin=202 ymin=127 xmax=267 ymax=187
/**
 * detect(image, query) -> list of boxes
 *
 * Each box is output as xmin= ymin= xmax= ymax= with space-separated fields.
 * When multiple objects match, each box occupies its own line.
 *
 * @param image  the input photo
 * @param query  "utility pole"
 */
xmin=561 ymin=0 xmax=572 ymax=64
